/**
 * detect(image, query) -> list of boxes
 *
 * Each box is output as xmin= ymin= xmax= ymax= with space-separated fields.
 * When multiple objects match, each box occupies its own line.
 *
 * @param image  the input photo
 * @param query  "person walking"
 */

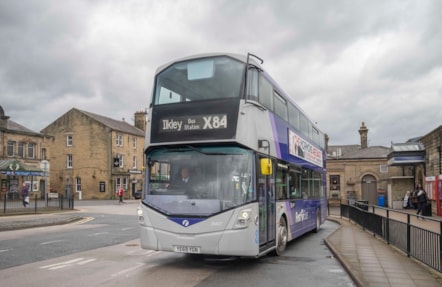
xmin=415 ymin=184 xmax=427 ymax=216
xmin=402 ymin=190 xmax=413 ymax=209
xmin=117 ymin=185 xmax=125 ymax=205
xmin=20 ymin=182 xmax=30 ymax=207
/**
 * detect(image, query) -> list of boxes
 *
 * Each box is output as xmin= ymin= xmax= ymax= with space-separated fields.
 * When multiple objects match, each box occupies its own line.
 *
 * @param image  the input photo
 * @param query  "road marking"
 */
xmin=127 ymin=249 xmax=162 ymax=256
xmin=40 ymin=240 xmax=64 ymax=245
xmin=328 ymin=269 xmax=345 ymax=273
xmin=77 ymin=258 xmax=97 ymax=265
xmin=111 ymin=263 xmax=144 ymax=277
xmin=88 ymin=232 xmax=109 ymax=236
xmin=0 ymin=249 xmax=9 ymax=253
xmin=69 ymin=217 xmax=94 ymax=225
xmin=122 ymin=227 xmax=133 ymax=231
xmin=40 ymin=258 xmax=85 ymax=269
xmin=40 ymin=257 xmax=96 ymax=270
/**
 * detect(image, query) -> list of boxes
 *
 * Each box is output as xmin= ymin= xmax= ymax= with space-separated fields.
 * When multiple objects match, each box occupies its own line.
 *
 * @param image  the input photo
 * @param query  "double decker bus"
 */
xmin=138 ymin=53 xmax=326 ymax=257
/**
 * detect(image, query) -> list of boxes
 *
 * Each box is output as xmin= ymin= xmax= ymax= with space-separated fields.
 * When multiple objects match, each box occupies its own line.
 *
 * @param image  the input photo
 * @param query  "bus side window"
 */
xmin=246 ymin=68 xmax=259 ymax=101
xmin=289 ymin=169 xmax=301 ymax=199
xmin=276 ymin=164 xmax=288 ymax=200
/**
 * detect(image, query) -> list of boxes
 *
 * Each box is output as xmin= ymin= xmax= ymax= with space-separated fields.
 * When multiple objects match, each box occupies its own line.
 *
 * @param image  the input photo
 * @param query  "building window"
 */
xmin=76 ymin=177 xmax=82 ymax=192
xmin=67 ymin=135 xmax=73 ymax=146
xmin=123 ymin=177 xmax=128 ymax=189
xmin=132 ymin=156 xmax=137 ymax=169
xmin=330 ymin=175 xmax=340 ymax=197
xmin=115 ymin=154 xmax=124 ymax=168
xmin=132 ymin=136 xmax=137 ymax=149
xmin=67 ymin=154 xmax=73 ymax=168
xmin=28 ymin=143 xmax=36 ymax=158
xmin=18 ymin=142 xmax=26 ymax=157
xmin=116 ymin=134 xmax=123 ymax=147
xmin=7 ymin=141 xmax=15 ymax=157
xmin=41 ymin=148 xmax=47 ymax=160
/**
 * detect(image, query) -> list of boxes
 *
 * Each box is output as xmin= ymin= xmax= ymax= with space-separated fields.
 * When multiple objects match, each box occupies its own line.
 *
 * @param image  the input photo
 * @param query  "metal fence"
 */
xmin=1 ymin=194 xmax=75 ymax=214
xmin=331 ymin=200 xmax=442 ymax=273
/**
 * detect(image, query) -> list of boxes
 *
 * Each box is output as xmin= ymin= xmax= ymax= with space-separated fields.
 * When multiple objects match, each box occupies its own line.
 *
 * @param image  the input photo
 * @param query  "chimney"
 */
xmin=134 ymin=109 xmax=147 ymax=131
xmin=0 ymin=105 xmax=10 ymax=129
xmin=358 ymin=122 xmax=368 ymax=149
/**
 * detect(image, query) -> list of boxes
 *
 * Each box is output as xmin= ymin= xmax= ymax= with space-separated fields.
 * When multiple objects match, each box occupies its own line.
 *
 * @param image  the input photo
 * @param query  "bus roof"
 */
xmin=155 ymin=52 xmax=263 ymax=74
xmin=154 ymin=52 xmax=324 ymax=135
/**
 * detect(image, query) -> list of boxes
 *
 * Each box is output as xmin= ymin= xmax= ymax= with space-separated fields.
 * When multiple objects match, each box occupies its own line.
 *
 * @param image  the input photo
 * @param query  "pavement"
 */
xmin=1 ymin=202 xmax=442 ymax=286
xmin=325 ymin=216 xmax=442 ymax=287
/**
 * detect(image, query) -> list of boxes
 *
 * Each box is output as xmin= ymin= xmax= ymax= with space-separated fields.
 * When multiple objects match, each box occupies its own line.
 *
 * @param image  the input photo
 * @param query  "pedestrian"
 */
xmin=402 ymin=190 xmax=413 ymax=209
xmin=411 ymin=186 xmax=419 ymax=209
xmin=20 ymin=182 xmax=30 ymax=207
xmin=117 ymin=185 xmax=125 ymax=205
xmin=415 ymin=184 xmax=427 ymax=216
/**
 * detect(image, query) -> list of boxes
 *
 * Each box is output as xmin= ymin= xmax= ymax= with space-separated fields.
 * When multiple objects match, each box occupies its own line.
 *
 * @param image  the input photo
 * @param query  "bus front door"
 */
xmin=258 ymin=169 xmax=276 ymax=250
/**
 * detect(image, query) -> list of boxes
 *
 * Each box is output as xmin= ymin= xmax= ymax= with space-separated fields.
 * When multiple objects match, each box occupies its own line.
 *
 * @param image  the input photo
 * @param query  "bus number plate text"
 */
xmin=173 ymin=245 xmax=201 ymax=254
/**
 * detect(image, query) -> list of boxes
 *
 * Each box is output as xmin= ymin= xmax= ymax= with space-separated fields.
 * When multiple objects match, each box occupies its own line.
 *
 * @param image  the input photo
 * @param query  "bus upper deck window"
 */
xmin=187 ymin=60 xmax=214 ymax=80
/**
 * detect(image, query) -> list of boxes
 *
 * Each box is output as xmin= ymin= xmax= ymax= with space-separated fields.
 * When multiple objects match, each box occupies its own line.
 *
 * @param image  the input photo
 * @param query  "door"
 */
xmin=258 ymin=156 xmax=276 ymax=248
xmin=361 ymin=174 xmax=377 ymax=205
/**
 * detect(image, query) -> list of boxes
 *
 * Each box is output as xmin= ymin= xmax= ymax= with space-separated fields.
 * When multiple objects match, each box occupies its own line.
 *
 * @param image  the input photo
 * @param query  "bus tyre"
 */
xmin=314 ymin=209 xmax=321 ymax=233
xmin=275 ymin=216 xmax=288 ymax=256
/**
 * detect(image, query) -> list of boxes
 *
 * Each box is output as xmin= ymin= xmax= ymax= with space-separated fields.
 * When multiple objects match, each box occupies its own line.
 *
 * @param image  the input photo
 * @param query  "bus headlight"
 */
xmin=137 ymin=207 xmax=145 ymax=225
xmin=234 ymin=208 xmax=252 ymax=229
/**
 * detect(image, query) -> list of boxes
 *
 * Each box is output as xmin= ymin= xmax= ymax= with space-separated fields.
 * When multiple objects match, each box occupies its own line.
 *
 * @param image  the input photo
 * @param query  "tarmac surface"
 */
xmin=1 ymin=201 xmax=442 ymax=286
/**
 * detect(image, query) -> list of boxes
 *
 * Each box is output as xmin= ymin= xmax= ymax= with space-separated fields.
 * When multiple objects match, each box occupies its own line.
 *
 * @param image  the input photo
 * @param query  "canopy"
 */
xmin=0 ymin=159 xmax=44 ymax=176
xmin=387 ymin=142 xmax=425 ymax=166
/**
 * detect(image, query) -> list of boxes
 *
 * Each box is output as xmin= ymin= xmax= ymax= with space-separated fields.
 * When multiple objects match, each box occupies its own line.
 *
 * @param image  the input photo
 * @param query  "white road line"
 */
xmin=40 ymin=258 xmax=85 ymax=269
xmin=40 ymin=240 xmax=64 ymax=245
xmin=127 ymin=249 xmax=162 ymax=256
xmin=111 ymin=263 xmax=144 ymax=277
xmin=0 ymin=249 xmax=9 ymax=253
xmin=122 ymin=227 xmax=133 ymax=231
xmin=77 ymin=258 xmax=97 ymax=265
xmin=40 ymin=258 xmax=97 ymax=270
xmin=88 ymin=232 xmax=109 ymax=236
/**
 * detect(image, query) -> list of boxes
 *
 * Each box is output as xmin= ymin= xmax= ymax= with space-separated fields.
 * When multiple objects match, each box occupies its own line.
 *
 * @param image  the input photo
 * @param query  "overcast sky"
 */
xmin=1 ymin=0 xmax=441 ymax=147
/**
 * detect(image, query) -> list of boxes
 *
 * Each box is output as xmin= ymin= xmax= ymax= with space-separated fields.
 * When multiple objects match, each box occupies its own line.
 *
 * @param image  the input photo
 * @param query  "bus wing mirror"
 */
xmin=260 ymin=158 xmax=272 ymax=175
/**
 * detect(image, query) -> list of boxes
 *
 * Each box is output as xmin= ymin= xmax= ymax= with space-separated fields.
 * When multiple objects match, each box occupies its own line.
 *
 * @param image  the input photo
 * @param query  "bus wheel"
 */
xmin=275 ymin=216 xmax=287 ymax=256
xmin=314 ymin=209 xmax=321 ymax=233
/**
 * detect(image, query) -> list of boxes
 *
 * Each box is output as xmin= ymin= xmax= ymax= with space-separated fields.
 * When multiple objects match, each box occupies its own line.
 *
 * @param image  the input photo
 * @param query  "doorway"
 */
xmin=361 ymin=174 xmax=377 ymax=205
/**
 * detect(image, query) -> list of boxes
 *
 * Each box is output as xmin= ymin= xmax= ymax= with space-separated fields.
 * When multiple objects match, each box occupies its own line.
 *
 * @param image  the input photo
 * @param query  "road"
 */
xmin=0 ymin=201 xmax=354 ymax=286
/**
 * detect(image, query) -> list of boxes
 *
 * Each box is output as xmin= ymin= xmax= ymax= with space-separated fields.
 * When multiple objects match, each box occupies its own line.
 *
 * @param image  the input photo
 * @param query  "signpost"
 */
xmin=40 ymin=160 xmax=50 ymax=205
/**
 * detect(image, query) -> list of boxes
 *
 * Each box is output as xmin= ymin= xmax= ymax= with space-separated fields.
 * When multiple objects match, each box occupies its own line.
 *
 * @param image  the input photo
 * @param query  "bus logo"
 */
xmin=168 ymin=217 xmax=206 ymax=227
xmin=295 ymin=209 xmax=309 ymax=223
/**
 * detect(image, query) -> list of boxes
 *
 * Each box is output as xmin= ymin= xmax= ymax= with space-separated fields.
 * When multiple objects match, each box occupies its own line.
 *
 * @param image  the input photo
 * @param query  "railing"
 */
xmin=1 ymin=194 xmax=75 ymax=214
xmin=330 ymin=200 xmax=442 ymax=273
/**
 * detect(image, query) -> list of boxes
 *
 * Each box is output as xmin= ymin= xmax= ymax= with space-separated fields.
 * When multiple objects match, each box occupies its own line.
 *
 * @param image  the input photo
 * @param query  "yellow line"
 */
xmin=68 ymin=217 xmax=94 ymax=225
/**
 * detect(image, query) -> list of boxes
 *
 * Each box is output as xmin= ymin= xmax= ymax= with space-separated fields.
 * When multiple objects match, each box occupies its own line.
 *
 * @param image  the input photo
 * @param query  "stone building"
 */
xmin=0 ymin=105 xmax=51 ymax=199
xmin=40 ymin=108 xmax=146 ymax=200
xmin=420 ymin=125 xmax=442 ymax=215
xmin=327 ymin=122 xmax=408 ymax=206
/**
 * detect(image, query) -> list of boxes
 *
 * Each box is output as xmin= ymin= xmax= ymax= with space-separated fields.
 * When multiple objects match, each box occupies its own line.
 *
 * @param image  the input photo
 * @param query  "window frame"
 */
xmin=18 ymin=142 xmax=26 ymax=157
xmin=67 ymin=154 xmax=73 ymax=168
xmin=116 ymin=134 xmax=123 ymax=147
xmin=27 ymin=142 xmax=36 ymax=159
xmin=66 ymin=135 xmax=73 ymax=147
xmin=7 ymin=141 xmax=15 ymax=157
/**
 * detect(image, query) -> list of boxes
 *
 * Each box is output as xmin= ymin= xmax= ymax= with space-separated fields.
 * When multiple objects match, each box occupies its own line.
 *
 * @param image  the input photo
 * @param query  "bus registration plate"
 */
xmin=173 ymin=245 xmax=201 ymax=254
